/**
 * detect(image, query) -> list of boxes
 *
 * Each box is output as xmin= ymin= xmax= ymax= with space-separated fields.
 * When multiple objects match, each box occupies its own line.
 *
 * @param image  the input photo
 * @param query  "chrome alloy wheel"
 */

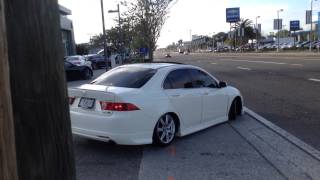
xmin=156 ymin=114 xmax=176 ymax=144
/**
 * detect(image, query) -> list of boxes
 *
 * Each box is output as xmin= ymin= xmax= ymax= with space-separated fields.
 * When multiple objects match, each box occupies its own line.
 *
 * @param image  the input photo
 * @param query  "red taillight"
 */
xmin=69 ymin=97 xmax=75 ymax=105
xmin=100 ymin=102 xmax=140 ymax=111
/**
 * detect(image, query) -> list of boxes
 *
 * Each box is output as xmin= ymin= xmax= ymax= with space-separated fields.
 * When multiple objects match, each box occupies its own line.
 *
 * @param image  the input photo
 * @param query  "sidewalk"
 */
xmin=138 ymin=110 xmax=320 ymax=180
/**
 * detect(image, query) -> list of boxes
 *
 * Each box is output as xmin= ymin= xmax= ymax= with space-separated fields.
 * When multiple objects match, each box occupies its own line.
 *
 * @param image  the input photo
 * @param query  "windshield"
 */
xmin=93 ymin=67 xmax=157 ymax=88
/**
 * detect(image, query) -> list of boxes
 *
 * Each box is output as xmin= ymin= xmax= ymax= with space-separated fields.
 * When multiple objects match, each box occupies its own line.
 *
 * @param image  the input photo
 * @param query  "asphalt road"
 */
xmin=157 ymin=52 xmax=320 ymax=150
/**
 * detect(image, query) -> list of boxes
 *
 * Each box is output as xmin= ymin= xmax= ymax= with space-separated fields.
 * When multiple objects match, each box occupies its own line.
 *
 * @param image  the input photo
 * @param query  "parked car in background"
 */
xmin=86 ymin=54 xmax=107 ymax=70
xmin=297 ymin=41 xmax=310 ymax=48
xmin=65 ymin=55 xmax=89 ymax=66
xmin=64 ymin=61 xmax=93 ymax=80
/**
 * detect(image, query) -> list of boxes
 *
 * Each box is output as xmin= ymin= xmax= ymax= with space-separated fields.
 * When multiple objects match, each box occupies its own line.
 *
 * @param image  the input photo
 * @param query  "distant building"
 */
xmin=59 ymin=5 xmax=76 ymax=56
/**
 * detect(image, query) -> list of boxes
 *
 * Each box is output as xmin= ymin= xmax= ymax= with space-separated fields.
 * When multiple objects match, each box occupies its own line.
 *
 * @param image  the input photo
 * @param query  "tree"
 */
xmin=122 ymin=0 xmax=178 ymax=60
xmin=231 ymin=18 xmax=260 ymax=46
xmin=0 ymin=1 xmax=18 ymax=179
xmin=275 ymin=30 xmax=290 ymax=38
xmin=76 ymin=43 xmax=90 ymax=55
xmin=2 ymin=0 xmax=76 ymax=179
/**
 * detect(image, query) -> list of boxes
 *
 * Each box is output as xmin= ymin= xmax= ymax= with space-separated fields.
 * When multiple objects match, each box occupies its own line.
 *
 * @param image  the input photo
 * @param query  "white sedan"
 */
xmin=69 ymin=63 xmax=243 ymax=146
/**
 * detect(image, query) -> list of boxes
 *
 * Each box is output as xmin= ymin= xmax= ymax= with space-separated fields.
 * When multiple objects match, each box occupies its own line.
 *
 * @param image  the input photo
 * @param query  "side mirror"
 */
xmin=219 ymin=81 xmax=227 ymax=88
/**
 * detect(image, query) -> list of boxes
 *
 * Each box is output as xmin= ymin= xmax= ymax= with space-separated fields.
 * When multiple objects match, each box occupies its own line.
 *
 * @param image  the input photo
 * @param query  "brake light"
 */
xmin=100 ymin=102 xmax=140 ymax=111
xmin=69 ymin=97 xmax=75 ymax=105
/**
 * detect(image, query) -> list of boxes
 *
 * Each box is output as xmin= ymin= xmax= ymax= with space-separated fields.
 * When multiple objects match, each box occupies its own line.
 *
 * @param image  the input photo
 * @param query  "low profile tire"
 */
xmin=83 ymin=68 xmax=92 ymax=80
xmin=92 ymin=63 xmax=97 ymax=70
xmin=228 ymin=99 xmax=239 ymax=121
xmin=153 ymin=114 xmax=176 ymax=146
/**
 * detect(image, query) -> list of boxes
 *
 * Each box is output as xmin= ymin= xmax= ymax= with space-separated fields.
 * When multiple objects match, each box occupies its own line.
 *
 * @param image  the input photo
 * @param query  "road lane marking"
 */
xmin=237 ymin=66 xmax=251 ymax=71
xmin=223 ymin=59 xmax=287 ymax=65
xmin=291 ymin=64 xmax=303 ymax=66
xmin=308 ymin=78 xmax=320 ymax=82
xmin=211 ymin=62 xmax=217 ymax=65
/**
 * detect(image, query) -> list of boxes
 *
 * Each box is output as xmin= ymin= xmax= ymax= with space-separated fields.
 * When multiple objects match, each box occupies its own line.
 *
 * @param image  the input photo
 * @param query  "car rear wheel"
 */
xmin=83 ymin=68 xmax=92 ymax=80
xmin=153 ymin=114 xmax=176 ymax=146
xmin=92 ymin=63 xmax=97 ymax=70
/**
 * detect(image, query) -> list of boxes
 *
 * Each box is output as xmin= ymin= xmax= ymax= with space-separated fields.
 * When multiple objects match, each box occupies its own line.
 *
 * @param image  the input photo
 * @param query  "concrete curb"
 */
xmin=244 ymin=107 xmax=320 ymax=161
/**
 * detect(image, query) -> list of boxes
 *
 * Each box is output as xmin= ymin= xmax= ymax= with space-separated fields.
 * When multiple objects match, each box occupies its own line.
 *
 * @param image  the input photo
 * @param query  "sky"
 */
xmin=58 ymin=0 xmax=320 ymax=48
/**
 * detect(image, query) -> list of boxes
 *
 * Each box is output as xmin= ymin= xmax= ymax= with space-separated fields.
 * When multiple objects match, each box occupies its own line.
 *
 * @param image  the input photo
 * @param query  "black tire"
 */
xmin=153 ymin=114 xmax=176 ymax=146
xmin=92 ymin=63 xmax=97 ymax=70
xmin=83 ymin=68 xmax=92 ymax=80
xmin=228 ymin=99 xmax=238 ymax=121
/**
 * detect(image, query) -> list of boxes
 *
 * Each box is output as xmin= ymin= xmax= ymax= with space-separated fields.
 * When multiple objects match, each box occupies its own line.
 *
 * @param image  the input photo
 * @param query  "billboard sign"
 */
xmin=290 ymin=20 xmax=300 ymax=31
xmin=226 ymin=8 xmax=240 ymax=22
xmin=306 ymin=10 xmax=312 ymax=24
xmin=273 ymin=19 xmax=283 ymax=30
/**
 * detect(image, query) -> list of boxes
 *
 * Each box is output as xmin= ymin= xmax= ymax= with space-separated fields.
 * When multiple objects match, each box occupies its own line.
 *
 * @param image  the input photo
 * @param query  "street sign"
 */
xmin=139 ymin=47 xmax=149 ymax=55
xmin=226 ymin=8 xmax=240 ymax=22
xmin=258 ymin=24 xmax=262 ymax=33
xmin=306 ymin=10 xmax=312 ymax=24
xmin=290 ymin=20 xmax=300 ymax=31
xmin=273 ymin=19 xmax=283 ymax=30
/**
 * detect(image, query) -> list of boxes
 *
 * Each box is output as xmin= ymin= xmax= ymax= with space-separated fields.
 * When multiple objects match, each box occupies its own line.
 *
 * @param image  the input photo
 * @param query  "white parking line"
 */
xmin=211 ymin=62 xmax=217 ymax=65
xmin=308 ymin=78 xmax=320 ymax=82
xmin=237 ymin=66 xmax=251 ymax=71
xmin=223 ymin=59 xmax=287 ymax=65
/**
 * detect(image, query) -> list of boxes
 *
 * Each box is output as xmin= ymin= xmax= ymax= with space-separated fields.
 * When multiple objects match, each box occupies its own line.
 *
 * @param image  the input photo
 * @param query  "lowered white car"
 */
xmin=69 ymin=63 xmax=243 ymax=146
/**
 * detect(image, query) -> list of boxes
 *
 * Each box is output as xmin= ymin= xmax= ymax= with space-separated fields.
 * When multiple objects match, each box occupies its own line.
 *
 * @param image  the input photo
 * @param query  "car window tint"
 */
xmin=188 ymin=69 xmax=218 ymax=88
xmin=64 ymin=62 xmax=73 ymax=68
xmin=164 ymin=69 xmax=193 ymax=89
xmin=93 ymin=67 xmax=157 ymax=88
xmin=66 ymin=57 xmax=80 ymax=61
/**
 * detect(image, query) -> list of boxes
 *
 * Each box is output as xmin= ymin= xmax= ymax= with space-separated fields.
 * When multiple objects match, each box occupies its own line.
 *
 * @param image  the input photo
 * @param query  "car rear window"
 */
xmin=67 ymin=56 xmax=81 ymax=61
xmin=93 ymin=67 xmax=157 ymax=88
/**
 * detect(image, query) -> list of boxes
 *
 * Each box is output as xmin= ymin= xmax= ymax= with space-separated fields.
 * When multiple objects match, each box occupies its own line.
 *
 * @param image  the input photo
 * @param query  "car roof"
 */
xmin=121 ymin=62 xmax=193 ymax=70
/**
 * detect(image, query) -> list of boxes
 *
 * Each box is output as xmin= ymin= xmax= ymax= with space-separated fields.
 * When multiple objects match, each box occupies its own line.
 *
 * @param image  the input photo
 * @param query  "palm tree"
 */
xmin=232 ymin=18 xmax=257 ymax=47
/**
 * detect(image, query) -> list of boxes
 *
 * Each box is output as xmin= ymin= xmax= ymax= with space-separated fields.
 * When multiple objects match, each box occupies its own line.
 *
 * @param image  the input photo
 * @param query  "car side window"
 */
xmin=164 ymin=69 xmax=194 ymax=89
xmin=188 ymin=69 xmax=218 ymax=88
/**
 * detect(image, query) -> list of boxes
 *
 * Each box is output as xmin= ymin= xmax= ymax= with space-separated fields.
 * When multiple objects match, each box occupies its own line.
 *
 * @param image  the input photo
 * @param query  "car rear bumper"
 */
xmin=70 ymin=110 xmax=154 ymax=145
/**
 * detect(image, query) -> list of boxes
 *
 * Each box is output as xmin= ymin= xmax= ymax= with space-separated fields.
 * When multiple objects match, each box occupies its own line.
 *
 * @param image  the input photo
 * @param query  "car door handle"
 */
xmin=203 ymin=92 xmax=209 ymax=96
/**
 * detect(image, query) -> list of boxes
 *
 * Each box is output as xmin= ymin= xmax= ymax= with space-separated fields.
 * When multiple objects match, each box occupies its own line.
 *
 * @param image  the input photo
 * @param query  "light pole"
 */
xmin=100 ymin=0 xmax=108 ymax=70
xmin=309 ymin=0 xmax=317 ymax=52
xmin=277 ymin=9 xmax=283 ymax=52
xmin=212 ymin=32 xmax=215 ymax=51
xmin=108 ymin=4 xmax=121 ymax=54
xmin=255 ymin=16 xmax=260 ymax=52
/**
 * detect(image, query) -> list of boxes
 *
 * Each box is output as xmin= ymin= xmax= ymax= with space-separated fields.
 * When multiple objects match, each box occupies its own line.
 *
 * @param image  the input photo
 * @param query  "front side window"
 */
xmin=92 ymin=67 xmax=157 ymax=88
xmin=163 ymin=69 xmax=193 ymax=89
xmin=188 ymin=69 xmax=218 ymax=88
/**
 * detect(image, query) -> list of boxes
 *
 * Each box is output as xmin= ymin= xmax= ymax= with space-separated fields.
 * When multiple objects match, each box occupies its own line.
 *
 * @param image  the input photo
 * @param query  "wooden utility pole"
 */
xmin=1 ymin=0 xmax=76 ymax=179
xmin=0 ymin=0 xmax=18 ymax=179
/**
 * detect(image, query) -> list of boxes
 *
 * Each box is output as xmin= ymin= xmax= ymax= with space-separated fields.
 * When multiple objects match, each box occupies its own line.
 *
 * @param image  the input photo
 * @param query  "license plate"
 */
xmin=78 ymin=97 xmax=95 ymax=109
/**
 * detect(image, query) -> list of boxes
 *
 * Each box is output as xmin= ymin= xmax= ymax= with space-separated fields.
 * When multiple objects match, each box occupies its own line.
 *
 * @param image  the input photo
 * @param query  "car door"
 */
xmin=163 ymin=68 xmax=203 ymax=128
xmin=188 ymin=69 xmax=229 ymax=123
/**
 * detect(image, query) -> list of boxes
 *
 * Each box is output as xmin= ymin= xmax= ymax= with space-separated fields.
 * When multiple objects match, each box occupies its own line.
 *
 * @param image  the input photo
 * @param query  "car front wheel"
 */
xmin=153 ymin=114 xmax=176 ymax=146
xmin=228 ymin=98 xmax=242 ymax=121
